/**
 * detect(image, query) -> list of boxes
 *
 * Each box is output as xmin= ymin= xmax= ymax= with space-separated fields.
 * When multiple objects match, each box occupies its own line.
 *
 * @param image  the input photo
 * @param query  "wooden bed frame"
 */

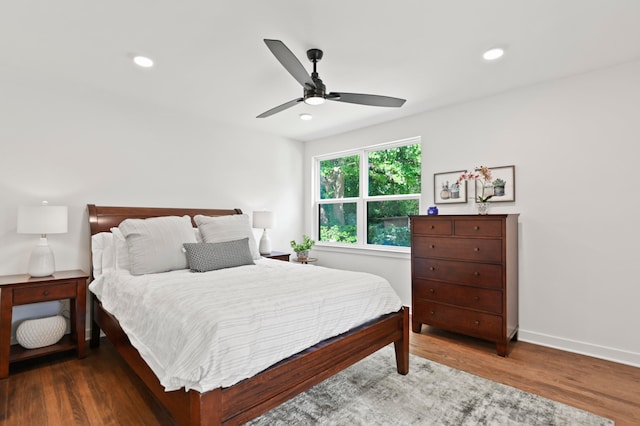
xmin=87 ymin=204 xmax=409 ymax=426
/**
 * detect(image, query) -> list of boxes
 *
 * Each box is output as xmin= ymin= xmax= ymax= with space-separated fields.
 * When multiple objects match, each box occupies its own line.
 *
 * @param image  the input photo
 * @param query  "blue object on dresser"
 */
xmin=427 ymin=206 xmax=439 ymax=215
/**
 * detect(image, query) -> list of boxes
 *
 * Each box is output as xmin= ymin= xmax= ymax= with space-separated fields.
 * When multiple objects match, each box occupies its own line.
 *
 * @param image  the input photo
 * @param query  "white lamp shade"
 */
xmin=17 ymin=205 xmax=68 ymax=234
xmin=253 ymin=211 xmax=274 ymax=229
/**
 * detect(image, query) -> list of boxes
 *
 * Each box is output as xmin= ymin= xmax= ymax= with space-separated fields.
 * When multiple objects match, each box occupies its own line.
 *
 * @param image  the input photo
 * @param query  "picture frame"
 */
xmin=434 ymin=170 xmax=467 ymax=204
xmin=475 ymin=165 xmax=516 ymax=203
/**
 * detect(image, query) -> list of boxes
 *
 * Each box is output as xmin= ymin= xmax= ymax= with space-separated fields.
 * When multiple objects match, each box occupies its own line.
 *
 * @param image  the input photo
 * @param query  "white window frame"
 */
xmin=313 ymin=137 xmax=421 ymax=254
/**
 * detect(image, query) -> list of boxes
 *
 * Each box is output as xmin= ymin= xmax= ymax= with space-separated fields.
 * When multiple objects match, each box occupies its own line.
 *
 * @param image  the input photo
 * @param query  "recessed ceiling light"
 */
xmin=482 ymin=47 xmax=505 ymax=61
xmin=299 ymin=113 xmax=313 ymax=121
xmin=133 ymin=55 xmax=154 ymax=68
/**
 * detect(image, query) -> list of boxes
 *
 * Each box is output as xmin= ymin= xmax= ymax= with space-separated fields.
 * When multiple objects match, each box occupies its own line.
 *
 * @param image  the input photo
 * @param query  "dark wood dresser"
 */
xmin=410 ymin=214 xmax=519 ymax=356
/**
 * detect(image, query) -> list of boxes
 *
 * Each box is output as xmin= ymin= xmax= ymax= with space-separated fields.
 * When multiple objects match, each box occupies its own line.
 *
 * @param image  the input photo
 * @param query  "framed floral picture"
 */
xmin=474 ymin=165 xmax=516 ymax=203
xmin=434 ymin=170 xmax=467 ymax=204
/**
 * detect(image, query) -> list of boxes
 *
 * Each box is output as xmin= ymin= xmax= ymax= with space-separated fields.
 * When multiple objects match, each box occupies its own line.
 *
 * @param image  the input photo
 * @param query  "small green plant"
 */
xmin=290 ymin=235 xmax=315 ymax=252
xmin=493 ymin=178 xmax=506 ymax=188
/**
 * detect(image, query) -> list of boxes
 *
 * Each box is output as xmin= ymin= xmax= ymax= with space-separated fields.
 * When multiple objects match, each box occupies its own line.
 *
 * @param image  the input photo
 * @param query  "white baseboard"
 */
xmin=519 ymin=329 xmax=640 ymax=368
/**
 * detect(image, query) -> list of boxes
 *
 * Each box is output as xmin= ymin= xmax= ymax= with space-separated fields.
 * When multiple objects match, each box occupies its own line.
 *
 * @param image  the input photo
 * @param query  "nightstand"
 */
xmin=262 ymin=251 xmax=291 ymax=262
xmin=0 ymin=269 xmax=89 ymax=378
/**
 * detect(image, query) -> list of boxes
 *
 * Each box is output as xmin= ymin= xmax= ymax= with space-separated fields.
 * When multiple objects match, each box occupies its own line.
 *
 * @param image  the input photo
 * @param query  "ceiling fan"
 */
xmin=257 ymin=39 xmax=406 ymax=118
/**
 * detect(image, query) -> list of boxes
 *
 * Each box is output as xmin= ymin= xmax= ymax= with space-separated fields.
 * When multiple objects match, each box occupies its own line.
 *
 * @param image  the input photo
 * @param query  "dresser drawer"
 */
xmin=413 ymin=236 xmax=502 ymax=262
xmin=414 ymin=300 xmax=503 ymax=341
xmin=413 ymin=279 xmax=502 ymax=314
xmin=454 ymin=219 xmax=502 ymax=237
xmin=413 ymin=258 xmax=502 ymax=289
xmin=411 ymin=218 xmax=452 ymax=236
xmin=13 ymin=282 xmax=77 ymax=305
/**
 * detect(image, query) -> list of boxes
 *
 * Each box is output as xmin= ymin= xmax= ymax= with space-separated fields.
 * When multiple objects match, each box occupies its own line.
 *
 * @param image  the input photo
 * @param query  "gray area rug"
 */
xmin=247 ymin=346 xmax=613 ymax=425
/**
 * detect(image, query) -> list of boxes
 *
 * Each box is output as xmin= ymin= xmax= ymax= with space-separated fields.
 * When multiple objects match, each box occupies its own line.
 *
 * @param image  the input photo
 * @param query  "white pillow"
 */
xmin=91 ymin=232 xmax=114 ymax=278
xmin=111 ymin=227 xmax=131 ymax=272
xmin=194 ymin=214 xmax=260 ymax=260
xmin=119 ymin=215 xmax=197 ymax=275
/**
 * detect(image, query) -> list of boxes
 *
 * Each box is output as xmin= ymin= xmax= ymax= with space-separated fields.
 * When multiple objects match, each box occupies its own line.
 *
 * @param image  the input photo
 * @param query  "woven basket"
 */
xmin=16 ymin=315 xmax=67 ymax=349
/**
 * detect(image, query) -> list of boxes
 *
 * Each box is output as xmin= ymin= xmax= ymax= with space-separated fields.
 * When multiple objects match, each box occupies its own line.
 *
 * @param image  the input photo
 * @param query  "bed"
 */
xmin=87 ymin=204 xmax=409 ymax=426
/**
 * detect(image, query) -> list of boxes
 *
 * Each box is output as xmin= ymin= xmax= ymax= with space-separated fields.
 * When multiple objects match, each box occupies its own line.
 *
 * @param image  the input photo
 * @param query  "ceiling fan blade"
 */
xmin=256 ymin=98 xmax=303 ymax=118
xmin=327 ymin=92 xmax=406 ymax=108
xmin=264 ymin=39 xmax=316 ymax=89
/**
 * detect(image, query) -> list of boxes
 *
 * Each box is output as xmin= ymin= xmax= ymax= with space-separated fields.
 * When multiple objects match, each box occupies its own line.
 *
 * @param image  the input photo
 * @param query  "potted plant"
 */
xmin=290 ymin=235 xmax=315 ymax=261
xmin=493 ymin=178 xmax=506 ymax=196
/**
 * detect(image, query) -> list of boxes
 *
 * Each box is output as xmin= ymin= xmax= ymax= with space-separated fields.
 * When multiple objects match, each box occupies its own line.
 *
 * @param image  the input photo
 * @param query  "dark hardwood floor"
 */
xmin=1 ymin=329 xmax=639 ymax=425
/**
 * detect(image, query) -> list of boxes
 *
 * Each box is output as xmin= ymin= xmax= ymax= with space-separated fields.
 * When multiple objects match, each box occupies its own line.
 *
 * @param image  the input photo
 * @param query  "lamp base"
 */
xmin=259 ymin=229 xmax=272 ymax=255
xmin=28 ymin=237 xmax=55 ymax=277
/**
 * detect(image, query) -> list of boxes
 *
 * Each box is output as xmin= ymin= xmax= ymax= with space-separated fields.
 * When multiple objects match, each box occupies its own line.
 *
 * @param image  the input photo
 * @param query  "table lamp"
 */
xmin=17 ymin=202 xmax=68 ymax=277
xmin=253 ymin=211 xmax=274 ymax=255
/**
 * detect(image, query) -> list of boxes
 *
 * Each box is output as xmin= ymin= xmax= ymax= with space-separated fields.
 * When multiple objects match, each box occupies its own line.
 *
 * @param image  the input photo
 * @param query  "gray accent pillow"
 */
xmin=119 ymin=215 xmax=196 ymax=275
xmin=194 ymin=214 xmax=261 ymax=260
xmin=183 ymin=238 xmax=255 ymax=272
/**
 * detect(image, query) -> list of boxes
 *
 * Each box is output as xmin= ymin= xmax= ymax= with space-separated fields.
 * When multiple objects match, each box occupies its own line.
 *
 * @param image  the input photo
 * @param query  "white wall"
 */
xmin=0 ymin=75 xmax=304 ymax=336
xmin=304 ymin=59 xmax=640 ymax=367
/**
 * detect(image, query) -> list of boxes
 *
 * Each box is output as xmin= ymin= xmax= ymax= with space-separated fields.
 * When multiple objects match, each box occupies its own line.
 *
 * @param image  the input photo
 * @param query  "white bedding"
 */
xmin=89 ymin=258 xmax=402 ymax=392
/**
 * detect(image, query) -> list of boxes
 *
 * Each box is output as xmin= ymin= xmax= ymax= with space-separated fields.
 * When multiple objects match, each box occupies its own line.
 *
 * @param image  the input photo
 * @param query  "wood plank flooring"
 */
xmin=1 ymin=329 xmax=639 ymax=425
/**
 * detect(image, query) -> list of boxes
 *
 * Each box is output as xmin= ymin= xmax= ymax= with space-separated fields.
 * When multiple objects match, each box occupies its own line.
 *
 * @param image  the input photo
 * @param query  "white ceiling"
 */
xmin=3 ymin=1 xmax=640 ymax=142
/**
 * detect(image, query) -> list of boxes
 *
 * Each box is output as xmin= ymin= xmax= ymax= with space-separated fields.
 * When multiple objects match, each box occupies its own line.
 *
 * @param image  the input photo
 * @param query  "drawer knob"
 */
xmin=429 ymin=288 xmax=435 ymax=293
xmin=430 ymin=225 xmax=435 ymax=229
xmin=43 ymin=290 xmax=50 ymax=296
xmin=474 ymin=296 xmax=480 ymax=301
xmin=474 ymin=271 xmax=480 ymax=276
xmin=430 ymin=244 xmax=435 ymax=249
xmin=429 ymin=266 xmax=435 ymax=271
xmin=474 ymin=226 xmax=479 ymax=231
xmin=474 ymin=247 xmax=480 ymax=252
xmin=430 ymin=311 xmax=435 ymax=315
xmin=474 ymin=320 xmax=480 ymax=326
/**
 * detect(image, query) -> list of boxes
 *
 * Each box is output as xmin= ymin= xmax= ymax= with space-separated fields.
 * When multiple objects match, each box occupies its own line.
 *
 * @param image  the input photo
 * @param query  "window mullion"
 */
xmin=359 ymin=150 xmax=368 ymax=245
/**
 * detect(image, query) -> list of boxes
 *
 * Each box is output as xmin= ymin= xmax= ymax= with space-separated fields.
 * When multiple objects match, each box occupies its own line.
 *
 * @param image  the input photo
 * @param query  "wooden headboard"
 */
xmin=87 ymin=204 xmax=243 ymax=235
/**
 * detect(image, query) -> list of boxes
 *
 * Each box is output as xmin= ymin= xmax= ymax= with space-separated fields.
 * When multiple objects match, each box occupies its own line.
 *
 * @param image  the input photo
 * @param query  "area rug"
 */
xmin=247 ymin=346 xmax=613 ymax=425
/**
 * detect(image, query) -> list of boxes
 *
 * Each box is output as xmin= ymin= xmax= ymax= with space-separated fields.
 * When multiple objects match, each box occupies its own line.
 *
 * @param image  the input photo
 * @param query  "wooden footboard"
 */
xmin=92 ymin=295 xmax=409 ymax=426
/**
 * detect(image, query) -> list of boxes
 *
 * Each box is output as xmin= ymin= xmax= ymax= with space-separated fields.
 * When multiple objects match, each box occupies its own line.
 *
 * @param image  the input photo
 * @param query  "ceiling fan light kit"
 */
xmin=257 ymin=39 xmax=406 ymax=118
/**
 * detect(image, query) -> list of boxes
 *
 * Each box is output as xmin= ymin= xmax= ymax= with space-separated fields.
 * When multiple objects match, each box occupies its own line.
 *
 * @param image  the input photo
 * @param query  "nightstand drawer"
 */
xmin=413 ymin=258 xmax=503 ymax=289
xmin=413 ymin=279 xmax=502 ymax=314
xmin=13 ymin=282 xmax=77 ymax=304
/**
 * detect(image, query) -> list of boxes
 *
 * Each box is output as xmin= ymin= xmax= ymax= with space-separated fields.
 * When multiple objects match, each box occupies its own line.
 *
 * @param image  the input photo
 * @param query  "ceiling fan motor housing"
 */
xmin=305 ymin=48 xmax=326 ymax=101
xmin=305 ymin=77 xmax=326 ymax=100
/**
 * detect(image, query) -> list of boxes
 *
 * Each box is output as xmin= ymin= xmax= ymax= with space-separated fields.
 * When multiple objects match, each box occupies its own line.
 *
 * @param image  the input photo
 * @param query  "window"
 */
xmin=315 ymin=138 xmax=421 ymax=248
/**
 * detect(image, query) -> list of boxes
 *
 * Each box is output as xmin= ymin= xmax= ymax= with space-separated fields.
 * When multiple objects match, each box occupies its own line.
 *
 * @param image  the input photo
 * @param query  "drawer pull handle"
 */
xmin=430 ymin=225 xmax=435 ymax=229
xmin=474 ymin=247 xmax=480 ymax=252
xmin=474 ymin=296 xmax=480 ymax=301
xmin=430 ymin=311 xmax=435 ymax=315
xmin=429 ymin=267 xmax=435 ymax=271
xmin=429 ymin=288 xmax=435 ymax=293
xmin=474 ymin=271 xmax=480 ymax=276
xmin=474 ymin=226 xmax=479 ymax=230
xmin=474 ymin=320 xmax=480 ymax=326
xmin=43 ymin=290 xmax=50 ymax=296
xmin=430 ymin=245 xmax=435 ymax=249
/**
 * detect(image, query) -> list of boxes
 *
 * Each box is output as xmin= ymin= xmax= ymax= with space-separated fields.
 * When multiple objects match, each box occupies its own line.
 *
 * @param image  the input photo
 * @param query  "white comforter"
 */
xmin=89 ymin=258 xmax=402 ymax=392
